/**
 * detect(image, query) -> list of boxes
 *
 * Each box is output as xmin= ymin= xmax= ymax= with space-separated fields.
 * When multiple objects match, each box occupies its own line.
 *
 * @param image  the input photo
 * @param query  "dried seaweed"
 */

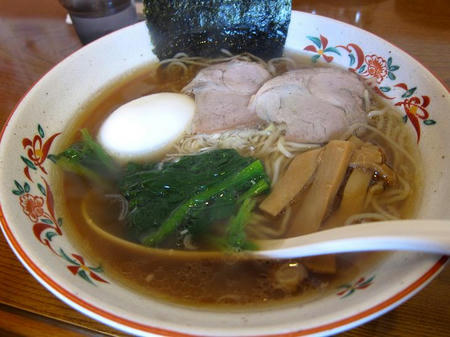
xmin=143 ymin=0 xmax=291 ymax=60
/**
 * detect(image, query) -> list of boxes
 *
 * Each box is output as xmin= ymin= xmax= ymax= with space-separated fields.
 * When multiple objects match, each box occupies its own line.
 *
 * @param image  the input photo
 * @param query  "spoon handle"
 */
xmin=253 ymin=220 xmax=450 ymax=259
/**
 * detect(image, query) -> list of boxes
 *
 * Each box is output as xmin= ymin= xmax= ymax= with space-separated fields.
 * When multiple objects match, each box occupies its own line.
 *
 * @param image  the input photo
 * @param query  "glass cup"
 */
xmin=59 ymin=0 xmax=138 ymax=44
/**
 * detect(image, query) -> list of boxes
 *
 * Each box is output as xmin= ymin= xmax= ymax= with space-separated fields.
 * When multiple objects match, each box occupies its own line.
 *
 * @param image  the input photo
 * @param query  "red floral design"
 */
xmin=337 ymin=275 xmax=375 ymax=298
xmin=16 ymin=178 xmax=63 ymax=254
xmin=336 ymin=43 xmax=365 ymax=71
xmin=13 ymin=124 xmax=108 ymax=285
xmin=364 ymin=55 xmax=388 ymax=83
xmin=395 ymin=94 xmax=431 ymax=142
xmin=64 ymin=252 xmax=109 ymax=284
xmin=22 ymin=128 xmax=60 ymax=181
xmin=19 ymin=194 xmax=45 ymax=222
xmin=304 ymin=35 xmax=341 ymax=63
xmin=305 ymin=33 xmax=435 ymax=143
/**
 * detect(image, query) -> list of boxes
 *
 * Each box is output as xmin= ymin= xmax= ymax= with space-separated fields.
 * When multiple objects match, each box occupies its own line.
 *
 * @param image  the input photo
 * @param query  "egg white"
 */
xmin=98 ymin=93 xmax=195 ymax=162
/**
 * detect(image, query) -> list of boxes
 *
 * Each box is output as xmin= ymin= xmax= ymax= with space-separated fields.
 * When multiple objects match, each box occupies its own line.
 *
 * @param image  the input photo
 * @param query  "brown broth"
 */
xmin=54 ymin=59 xmax=421 ymax=309
xmin=60 ymin=171 xmax=386 ymax=308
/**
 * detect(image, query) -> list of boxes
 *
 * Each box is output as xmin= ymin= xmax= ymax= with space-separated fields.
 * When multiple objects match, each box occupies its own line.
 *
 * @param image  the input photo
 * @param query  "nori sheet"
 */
xmin=143 ymin=0 xmax=291 ymax=60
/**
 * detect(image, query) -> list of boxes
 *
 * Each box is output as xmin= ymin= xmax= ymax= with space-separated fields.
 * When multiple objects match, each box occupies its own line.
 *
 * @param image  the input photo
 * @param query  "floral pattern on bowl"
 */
xmin=11 ymin=124 xmax=109 ymax=285
xmin=302 ymin=34 xmax=435 ymax=142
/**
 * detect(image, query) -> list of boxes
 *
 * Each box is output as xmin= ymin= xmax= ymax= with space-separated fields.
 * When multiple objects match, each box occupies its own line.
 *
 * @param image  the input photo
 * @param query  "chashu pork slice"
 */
xmin=182 ymin=60 xmax=272 ymax=133
xmin=249 ymin=67 xmax=368 ymax=143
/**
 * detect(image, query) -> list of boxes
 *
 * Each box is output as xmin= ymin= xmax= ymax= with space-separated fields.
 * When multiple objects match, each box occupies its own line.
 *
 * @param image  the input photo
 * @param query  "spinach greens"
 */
xmin=56 ymin=129 xmax=119 ymax=187
xmin=56 ymin=131 xmax=270 ymax=251
xmin=120 ymin=149 xmax=270 ymax=248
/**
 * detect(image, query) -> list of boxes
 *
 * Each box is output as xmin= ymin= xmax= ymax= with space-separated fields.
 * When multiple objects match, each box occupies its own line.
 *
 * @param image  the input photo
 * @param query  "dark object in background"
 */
xmin=143 ymin=0 xmax=292 ymax=60
xmin=59 ymin=0 xmax=138 ymax=44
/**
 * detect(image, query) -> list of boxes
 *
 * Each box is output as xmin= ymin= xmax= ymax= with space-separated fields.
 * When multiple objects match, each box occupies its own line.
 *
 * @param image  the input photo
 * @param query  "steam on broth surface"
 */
xmin=56 ymin=53 xmax=421 ymax=307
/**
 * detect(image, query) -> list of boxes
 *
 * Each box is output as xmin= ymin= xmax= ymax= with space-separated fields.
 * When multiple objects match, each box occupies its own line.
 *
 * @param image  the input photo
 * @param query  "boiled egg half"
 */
xmin=98 ymin=93 xmax=195 ymax=162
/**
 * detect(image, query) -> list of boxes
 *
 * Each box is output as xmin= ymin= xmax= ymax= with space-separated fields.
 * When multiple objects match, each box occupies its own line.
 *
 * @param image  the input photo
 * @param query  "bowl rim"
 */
xmin=0 ymin=9 xmax=449 ymax=337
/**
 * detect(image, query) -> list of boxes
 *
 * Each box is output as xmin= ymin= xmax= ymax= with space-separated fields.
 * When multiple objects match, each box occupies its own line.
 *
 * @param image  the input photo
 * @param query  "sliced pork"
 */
xmin=249 ymin=67 xmax=368 ymax=143
xmin=182 ymin=60 xmax=271 ymax=133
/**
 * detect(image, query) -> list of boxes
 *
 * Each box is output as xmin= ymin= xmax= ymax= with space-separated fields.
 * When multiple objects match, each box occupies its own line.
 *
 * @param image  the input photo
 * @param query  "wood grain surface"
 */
xmin=0 ymin=0 xmax=448 ymax=336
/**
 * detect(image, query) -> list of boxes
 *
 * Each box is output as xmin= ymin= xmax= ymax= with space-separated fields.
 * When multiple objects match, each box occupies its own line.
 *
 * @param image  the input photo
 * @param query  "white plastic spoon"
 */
xmin=253 ymin=220 xmax=450 ymax=259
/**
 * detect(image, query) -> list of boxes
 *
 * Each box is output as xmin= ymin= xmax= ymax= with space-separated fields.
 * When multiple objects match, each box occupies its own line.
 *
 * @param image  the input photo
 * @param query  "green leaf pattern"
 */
xmin=38 ymin=124 xmax=45 ymax=138
xmin=307 ymin=36 xmax=322 ymax=48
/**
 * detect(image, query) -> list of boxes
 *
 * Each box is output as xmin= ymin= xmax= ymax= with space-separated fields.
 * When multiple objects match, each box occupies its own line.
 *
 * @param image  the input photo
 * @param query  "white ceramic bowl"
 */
xmin=0 ymin=11 xmax=448 ymax=337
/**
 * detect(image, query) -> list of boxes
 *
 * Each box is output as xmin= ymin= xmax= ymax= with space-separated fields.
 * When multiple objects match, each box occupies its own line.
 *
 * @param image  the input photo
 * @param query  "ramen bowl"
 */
xmin=0 ymin=11 xmax=448 ymax=337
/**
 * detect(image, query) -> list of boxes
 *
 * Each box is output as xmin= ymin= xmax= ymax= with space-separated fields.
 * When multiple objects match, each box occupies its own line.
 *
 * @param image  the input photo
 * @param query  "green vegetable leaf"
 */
xmin=141 ymin=157 xmax=268 ymax=246
xmin=120 ymin=149 xmax=270 ymax=248
xmin=237 ymin=179 xmax=270 ymax=204
xmin=225 ymin=198 xmax=258 ymax=251
xmin=55 ymin=129 xmax=119 ymax=187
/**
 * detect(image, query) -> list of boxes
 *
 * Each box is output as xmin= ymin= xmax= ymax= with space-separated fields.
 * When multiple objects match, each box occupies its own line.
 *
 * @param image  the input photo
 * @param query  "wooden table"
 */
xmin=0 ymin=0 xmax=448 ymax=336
